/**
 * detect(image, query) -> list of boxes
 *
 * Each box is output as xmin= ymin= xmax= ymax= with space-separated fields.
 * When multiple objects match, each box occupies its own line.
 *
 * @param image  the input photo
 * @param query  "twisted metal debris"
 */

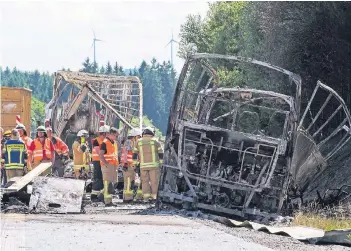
xmin=157 ymin=53 xmax=351 ymax=218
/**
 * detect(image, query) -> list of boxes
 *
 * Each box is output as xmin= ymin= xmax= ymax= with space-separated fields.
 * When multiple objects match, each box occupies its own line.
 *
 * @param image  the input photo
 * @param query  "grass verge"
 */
xmin=293 ymin=212 xmax=351 ymax=231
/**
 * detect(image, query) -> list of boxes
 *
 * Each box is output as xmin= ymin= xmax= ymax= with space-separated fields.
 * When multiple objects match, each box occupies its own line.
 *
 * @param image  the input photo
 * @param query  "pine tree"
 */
xmin=113 ymin=62 xmax=119 ymax=75
xmin=133 ymin=68 xmax=139 ymax=77
xmin=100 ymin=66 xmax=106 ymax=74
xmin=82 ymin=57 xmax=92 ymax=72
xmin=118 ymin=66 xmax=124 ymax=76
xmin=92 ymin=62 xmax=98 ymax=73
xmin=106 ymin=61 xmax=113 ymax=74
xmin=138 ymin=60 xmax=147 ymax=78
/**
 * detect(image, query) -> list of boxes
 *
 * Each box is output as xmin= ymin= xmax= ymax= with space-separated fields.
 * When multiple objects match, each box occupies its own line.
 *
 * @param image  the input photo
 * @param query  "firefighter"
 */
xmin=91 ymin=125 xmax=109 ymax=202
xmin=72 ymin=129 xmax=91 ymax=179
xmin=44 ymin=119 xmax=51 ymax=128
xmin=15 ymin=123 xmax=33 ymax=170
xmin=27 ymin=126 xmax=55 ymax=175
xmin=132 ymin=127 xmax=163 ymax=202
xmin=121 ymin=127 xmax=142 ymax=202
xmin=0 ymin=127 xmax=3 ymax=145
xmin=2 ymin=129 xmax=28 ymax=181
xmin=1 ymin=127 xmax=6 ymax=186
xmin=46 ymin=127 xmax=69 ymax=177
xmin=99 ymin=126 xmax=119 ymax=206
xmin=3 ymin=130 xmax=11 ymax=141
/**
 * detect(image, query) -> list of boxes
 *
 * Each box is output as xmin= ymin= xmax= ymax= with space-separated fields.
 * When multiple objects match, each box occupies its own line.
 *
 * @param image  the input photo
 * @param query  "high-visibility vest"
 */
xmin=32 ymin=138 xmax=52 ymax=162
xmin=21 ymin=136 xmax=32 ymax=168
xmin=92 ymin=137 xmax=104 ymax=161
xmin=100 ymin=138 xmax=118 ymax=166
xmin=121 ymin=139 xmax=135 ymax=165
xmin=52 ymin=136 xmax=69 ymax=156
xmin=3 ymin=139 xmax=26 ymax=169
xmin=21 ymin=135 xmax=32 ymax=148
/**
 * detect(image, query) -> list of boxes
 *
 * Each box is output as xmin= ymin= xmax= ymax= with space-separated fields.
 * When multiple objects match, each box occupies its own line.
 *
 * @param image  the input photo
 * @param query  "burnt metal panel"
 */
xmin=29 ymin=177 xmax=85 ymax=214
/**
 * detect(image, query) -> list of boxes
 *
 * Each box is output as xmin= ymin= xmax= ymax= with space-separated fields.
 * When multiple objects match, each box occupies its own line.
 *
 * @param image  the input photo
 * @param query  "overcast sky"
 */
xmin=0 ymin=0 xmax=209 ymax=74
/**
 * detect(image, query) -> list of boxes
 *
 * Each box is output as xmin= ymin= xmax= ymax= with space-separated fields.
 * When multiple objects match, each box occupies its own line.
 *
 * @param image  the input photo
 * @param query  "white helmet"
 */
xmin=15 ymin=123 xmax=26 ymax=130
xmin=130 ymin=128 xmax=142 ymax=137
xmin=77 ymin=129 xmax=89 ymax=137
xmin=98 ymin=125 xmax=110 ymax=133
xmin=143 ymin=126 xmax=155 ymax=136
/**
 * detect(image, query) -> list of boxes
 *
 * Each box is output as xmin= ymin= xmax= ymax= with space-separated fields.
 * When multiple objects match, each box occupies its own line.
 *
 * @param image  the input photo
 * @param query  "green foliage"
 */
xmin=1 ymin=55 xmax=177 ymax=136
xmin=31 ymin=96 xmax=45 ymax=130
xmin=1 ymin=67 xmax=53 ymax=102
xmin=106 ymin=61 xmax=113 ymax=74
xmin=79 ymin=57 xmax=177 ymax=134
xmin=217 ymin=67 xmax=245 ymax=87
xmin=1 ymin=67 xmax=53 ymax=132
xmin=130 ymin=115 xmax=163 ymax=138
xmin=179 ymin=2 xmax=351 ymax=115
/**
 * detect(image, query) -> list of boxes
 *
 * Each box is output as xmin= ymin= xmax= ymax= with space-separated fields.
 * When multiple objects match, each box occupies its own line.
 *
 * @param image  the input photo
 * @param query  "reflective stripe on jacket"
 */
xmin=132 ymin=137 xmax=163 ymax=168
xmin=100 ymin=138 xmax=118 ymax=166
xmin=3 ymin=139 xmax=27 ymax=169
xmin=92 ymin=137 xmax=104 ymax=161
xmin=33 ymin=138 xmax=52 ymax=162
xmin=121 ymin=139 xmax=135 ymax=165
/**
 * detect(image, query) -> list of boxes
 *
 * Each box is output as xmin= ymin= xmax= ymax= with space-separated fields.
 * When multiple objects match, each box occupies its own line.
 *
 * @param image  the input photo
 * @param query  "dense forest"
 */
xmin=78 ymin=58 xmax=177 ymax=133
xmin=2 ymin=2 xmax=351 ymax=133
xmin=0 ymin=58 xmax=177 ymax=134
xmin=179 ymin=2 xmax=351 ymax=110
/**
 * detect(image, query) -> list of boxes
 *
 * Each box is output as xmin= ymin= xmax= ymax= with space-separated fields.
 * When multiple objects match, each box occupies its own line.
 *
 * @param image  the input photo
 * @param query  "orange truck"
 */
xmin=1 ymin=87 xmax=32 ymax=133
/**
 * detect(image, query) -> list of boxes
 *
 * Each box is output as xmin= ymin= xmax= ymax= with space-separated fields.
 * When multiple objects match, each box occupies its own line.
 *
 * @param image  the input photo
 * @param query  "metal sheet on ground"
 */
xmin=29 ymin=177 xmax=85 ymax=214
xmin=214 ymin=216 xmax=351 ymax=246
xmin=214 ymin=217 xmax=324 ymax=240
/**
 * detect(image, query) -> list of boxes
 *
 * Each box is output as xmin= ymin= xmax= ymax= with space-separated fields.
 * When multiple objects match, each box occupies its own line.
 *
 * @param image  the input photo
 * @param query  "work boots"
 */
xmin=91 ymin=194 xmax=104 ymax=203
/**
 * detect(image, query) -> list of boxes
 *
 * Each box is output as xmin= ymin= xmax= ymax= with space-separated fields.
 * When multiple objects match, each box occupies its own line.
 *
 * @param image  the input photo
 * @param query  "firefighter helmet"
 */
xmin=36 ymin=126 xmax=47 ymax=133
xmin=142 ymin=126 xmax=155 ymax=136
xmin=77 ymin=129 xmax=89 ymax=137
xmin=15 ymin=123 xmax=26 ymax=130
xmin=130 ymin=128 xmax=142 ymax=137
xmin=3 ymin=130 xmax=11 ymax=137
xmin=98 ymin=125 xmax=110 ymax=133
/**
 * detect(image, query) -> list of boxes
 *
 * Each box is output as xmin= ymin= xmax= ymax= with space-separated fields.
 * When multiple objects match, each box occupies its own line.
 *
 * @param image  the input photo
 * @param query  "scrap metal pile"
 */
xmin=2 ymin=71 xmax=146 ymax=213
xmin=46 ymin=71 xmax=143 ymax=143
xmin=157 ymin=53 xmax=351 ymax=218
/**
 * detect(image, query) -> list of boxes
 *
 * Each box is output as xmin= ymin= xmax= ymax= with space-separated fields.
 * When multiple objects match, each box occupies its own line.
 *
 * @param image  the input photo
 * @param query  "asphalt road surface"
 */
xmin=1 ymin=212 xmax=274 ymax=251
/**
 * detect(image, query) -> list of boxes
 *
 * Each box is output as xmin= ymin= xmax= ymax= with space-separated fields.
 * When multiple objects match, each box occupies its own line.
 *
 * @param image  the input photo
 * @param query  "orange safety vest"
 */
xmin=100 ymin=138 xmax=118 ymax=166
xmin=121 ymin=139 xmax=135 ymax=165
xmin=33 ymin=138 xmax=52 ymax=162
xmin=92 ymin=137 xmax=104 ymax=161
xmin=52 ymin=136 xmax=69 ymax=156
xmin=127 ymin=150 xmax=133 ymax=165
xmin=21 ymin=135 xmax=32 ymax=149
xmin=21 ymin=135 xmax=33 ymax=168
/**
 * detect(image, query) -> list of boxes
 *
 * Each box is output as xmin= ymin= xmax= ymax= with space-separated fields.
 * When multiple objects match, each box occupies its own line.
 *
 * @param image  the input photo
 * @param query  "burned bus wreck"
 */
xmin=158 ymin=53 xmax=351 ymax=218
